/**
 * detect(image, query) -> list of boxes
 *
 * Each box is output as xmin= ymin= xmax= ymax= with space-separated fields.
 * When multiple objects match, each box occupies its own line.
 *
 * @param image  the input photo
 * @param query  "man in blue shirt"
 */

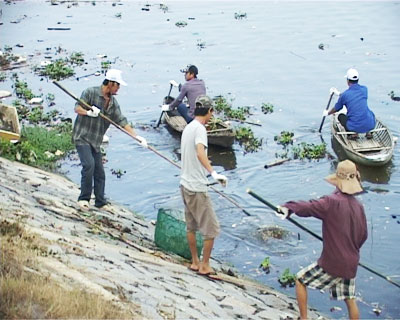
xmin=324 ymin=68 xmax=375 ymax=138
xmin=161 ymin=65 xmax=206 ymax=123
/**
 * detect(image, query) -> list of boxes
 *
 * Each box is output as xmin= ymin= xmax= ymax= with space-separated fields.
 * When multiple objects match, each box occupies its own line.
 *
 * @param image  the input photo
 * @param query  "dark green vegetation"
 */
xmin=275 ymin=130 xmax=327 ymax=161
xmin=274 ymin=131 xmax=294 ymax=146
xmin=292 ymin=142 xmax=327 ymax=160
xmin=261 ymin=102 xmax=274 ymax=114
xmin=0 ymin=123 xmax=74 ymax=170
xmin=213 ymin=96 xmax=263 ymax=153
xmin=259 ymin=256 xmax=271 ymax=274
xmin=278 ymin=268 xmax=296 ymax=287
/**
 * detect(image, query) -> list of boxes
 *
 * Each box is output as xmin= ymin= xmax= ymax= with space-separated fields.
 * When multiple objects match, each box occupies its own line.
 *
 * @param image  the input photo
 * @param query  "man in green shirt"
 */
xmin=73 ymin=69 xmax=147 ymax=210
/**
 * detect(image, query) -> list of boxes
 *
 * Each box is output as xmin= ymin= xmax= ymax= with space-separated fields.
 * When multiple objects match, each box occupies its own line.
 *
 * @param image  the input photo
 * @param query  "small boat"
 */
xmin=0 ymin=103 xmax=21 ymax=142
xmin=331 ymin=113 xmax=394 ymax=166
xmin=162 ymin=96 xmax=235 ymax=148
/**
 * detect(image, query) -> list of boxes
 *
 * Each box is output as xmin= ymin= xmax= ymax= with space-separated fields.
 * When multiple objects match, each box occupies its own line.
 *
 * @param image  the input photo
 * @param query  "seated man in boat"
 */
xmin=324 ymin=68 xmax=376 ymax=139
xmin=162 ymin=65 xmax=206 ymax=123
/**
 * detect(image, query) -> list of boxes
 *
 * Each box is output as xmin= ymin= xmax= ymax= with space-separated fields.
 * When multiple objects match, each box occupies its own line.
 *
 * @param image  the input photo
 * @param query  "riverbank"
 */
xmin=0 ymin=156 xmax=324 ymax=319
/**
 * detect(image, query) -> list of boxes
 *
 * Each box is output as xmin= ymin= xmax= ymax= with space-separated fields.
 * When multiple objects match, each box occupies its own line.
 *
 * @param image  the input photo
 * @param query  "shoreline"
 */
xmin=0 ymin=156 xmax=324 ymax=319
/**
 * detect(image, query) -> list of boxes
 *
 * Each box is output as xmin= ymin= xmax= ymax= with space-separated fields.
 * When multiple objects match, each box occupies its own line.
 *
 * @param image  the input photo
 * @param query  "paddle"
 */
xmin=53 ymin=80 xmax=251 ymax=217
xmin=318 ymin=91 xmax=334 ymax=133
xmin=246 ymin=188 xmax=400 ymax=289
xmin=155 ymin=80 xmax=179 ymax=128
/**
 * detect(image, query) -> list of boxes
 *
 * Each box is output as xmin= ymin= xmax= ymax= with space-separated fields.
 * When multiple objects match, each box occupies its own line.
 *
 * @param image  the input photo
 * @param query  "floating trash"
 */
xmin=234 ymin=12 xmax=247 ymax=20
xmin=175 ymin=21 xmax=188 ymax=28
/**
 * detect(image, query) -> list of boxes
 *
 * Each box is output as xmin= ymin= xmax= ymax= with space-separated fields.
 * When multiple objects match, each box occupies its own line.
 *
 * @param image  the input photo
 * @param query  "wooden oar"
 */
xmin=246 ymin=188 xmax=400 ymax=289
xmin=156 ymin=82 xmax=174 ymax=128
xmin=318 ymin=92 xmax=334 ymax=133
xmin=53 ymin=81 xmax=251 ymax=217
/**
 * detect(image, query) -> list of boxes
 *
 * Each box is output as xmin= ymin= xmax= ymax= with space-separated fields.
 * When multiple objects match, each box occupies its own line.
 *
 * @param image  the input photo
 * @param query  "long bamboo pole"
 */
xmin=246 ymin=188 xmax=400 ymax=289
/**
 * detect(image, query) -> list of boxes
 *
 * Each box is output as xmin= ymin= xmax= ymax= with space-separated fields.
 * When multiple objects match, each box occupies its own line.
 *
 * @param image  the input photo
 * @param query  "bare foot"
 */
xmin=198 ymin=264 xmax=215 ymax=275
xmin=188 ymin=263 xmax=199 ymax=272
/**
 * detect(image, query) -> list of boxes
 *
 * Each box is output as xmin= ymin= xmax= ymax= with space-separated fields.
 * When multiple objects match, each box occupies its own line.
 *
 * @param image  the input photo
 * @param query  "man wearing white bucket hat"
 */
xmin=73 ymin=69 xmax=147 ymax=211
xmin=323 ymin=68 xmax=376 ymax=139
xmin=278 ymin=160 xmax=367 ymax=320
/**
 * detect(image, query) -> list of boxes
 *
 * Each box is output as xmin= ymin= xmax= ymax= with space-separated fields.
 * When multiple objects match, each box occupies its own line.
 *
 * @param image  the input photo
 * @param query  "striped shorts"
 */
xmin=296 ymin=262 xmax=356 ymax=300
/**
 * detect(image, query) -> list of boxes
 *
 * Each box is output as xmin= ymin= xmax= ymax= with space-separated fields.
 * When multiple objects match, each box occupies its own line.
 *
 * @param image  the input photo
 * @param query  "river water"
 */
xmin=2 ymin=1 xmax=400 ymax=318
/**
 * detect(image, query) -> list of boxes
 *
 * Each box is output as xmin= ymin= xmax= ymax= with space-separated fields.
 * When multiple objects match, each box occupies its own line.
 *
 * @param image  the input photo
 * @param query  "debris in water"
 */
xmin=234 ymin=12 xmax=247 ymax=20
xmin=175 ymin=21 xmax=188 ymax=28
xmin=330 ymin=306 xmax=342 ymax=312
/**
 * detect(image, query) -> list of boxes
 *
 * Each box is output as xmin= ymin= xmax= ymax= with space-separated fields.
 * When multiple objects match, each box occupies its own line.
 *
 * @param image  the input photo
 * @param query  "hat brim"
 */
xmin=325 ymin=174 xmax=363 ymax=195
xmin=118 ymin=79 xmax=127 ymax=86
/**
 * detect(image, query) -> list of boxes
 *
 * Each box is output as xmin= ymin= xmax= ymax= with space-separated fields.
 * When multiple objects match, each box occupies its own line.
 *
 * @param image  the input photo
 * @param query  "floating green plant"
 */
xmin=235 ymin=127 xmax=262 ymax=153
xmin=261 ymin=102 xmax=274 ymax=114
xmin=278 ymin=268 xmax=296 ymax=287
xmin=259 ymin=257 xmax=270 ymax=274
xmin=68 ymin=52 xmax=85 ymax=65
xmin=292 ymin=142 xmax=326 ymax=160
xmin=101 ymin=60 xmax=112 ymax=70
xmin=14 ymin=79 xmax=35 ymax=101
xmin=39 ymin=59 xmax=75 ymax=80
xmin=274 ymin=131 xmax=294 ymax=146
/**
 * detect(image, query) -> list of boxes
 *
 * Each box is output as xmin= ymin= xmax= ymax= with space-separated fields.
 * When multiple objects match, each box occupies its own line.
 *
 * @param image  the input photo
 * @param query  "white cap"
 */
xmin=345 ymin=68 xmax=359 ymax=81
xmin=105 ymin=69 xmax=127 ymax=86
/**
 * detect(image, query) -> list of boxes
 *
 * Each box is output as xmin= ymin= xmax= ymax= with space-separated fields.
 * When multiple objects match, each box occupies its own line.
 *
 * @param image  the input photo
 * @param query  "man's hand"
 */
xmin=322 ymin=109 xmax=329 ymax=117
xmin=87 ymin=106 xmax=100 ymax=117
xmin=161 ymin=104 xmax=170 ymax=112
xmin=136 ymin=135 xmax=148 ymax=148
xmin=169 ymin=80 xmax=179 ymax=87
xmin=275 ymin=206 xmax=289 ymax=220
xmin=211 ymin=170 xmax=228 ymax=187
xmin=330 ymin=87 xmax=340 ymax=96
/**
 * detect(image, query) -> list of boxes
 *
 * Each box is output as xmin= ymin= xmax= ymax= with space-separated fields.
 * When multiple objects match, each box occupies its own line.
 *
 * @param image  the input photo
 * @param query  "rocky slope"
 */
xmin=0 ymin=156 xmax=324 ymax=319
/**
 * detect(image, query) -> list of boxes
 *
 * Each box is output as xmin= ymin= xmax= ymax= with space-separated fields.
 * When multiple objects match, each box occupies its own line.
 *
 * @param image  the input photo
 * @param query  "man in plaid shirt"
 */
xmin=73 ymin=69 xmax=147 ymax=210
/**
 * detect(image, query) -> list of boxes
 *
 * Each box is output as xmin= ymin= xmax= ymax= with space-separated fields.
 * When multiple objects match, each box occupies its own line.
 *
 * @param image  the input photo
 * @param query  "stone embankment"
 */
xmin=0 ymin=157 xmax=324 ymax=319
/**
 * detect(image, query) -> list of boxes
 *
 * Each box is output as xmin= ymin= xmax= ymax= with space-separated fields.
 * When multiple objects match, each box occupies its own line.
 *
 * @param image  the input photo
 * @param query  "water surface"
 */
xmin=2 ymin=1 xmax=400 ymax=318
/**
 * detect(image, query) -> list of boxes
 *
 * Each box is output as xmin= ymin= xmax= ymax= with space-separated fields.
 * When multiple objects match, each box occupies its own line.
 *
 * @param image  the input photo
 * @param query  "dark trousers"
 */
xmin=177 ymin=103 xmax=193 ymax=123
xmin=338 ymin=113 xmax=349 ymax=131
xmin=76 ymin=144 xmax=107 ymax=207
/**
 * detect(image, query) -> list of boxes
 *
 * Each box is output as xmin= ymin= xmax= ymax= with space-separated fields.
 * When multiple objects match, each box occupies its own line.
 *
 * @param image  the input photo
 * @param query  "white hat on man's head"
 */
xmin=345 ymin=68 xmax=359 ymax=81
xmin=105 ymin=69 xmax=127 ymax=86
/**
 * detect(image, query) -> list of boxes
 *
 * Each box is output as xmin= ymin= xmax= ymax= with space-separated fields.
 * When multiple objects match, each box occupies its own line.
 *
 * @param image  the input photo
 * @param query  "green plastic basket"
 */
xmin=154 ymin=208 xmax=203 ymax=260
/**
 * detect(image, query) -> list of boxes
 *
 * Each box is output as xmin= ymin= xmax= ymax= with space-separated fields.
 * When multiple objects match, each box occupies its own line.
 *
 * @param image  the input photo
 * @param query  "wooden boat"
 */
xmin=162 ymin=96 xmax=235 ymax=148
xmin=331 ymin=113 xmax=394 ymax=166
xmin=0 ymin=103 xmax=21 ymax=142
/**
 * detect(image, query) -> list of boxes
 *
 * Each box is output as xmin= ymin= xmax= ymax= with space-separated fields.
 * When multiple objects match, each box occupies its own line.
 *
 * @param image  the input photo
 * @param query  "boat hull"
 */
xmin=163 ymin=109 xmax=235 ymax=148
xmin=331 ymin=114 xmax=394 ymax=166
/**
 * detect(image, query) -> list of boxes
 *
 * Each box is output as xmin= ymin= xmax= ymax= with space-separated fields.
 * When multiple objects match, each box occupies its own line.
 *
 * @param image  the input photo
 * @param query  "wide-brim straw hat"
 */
xmin=325 ymin=160 xmax=363 ymax=195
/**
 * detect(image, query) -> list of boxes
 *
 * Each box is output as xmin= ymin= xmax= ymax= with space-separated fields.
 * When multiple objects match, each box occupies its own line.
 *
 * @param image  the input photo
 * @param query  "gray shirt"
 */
xmin=169 ymin=78 xmax=206 ymax=118
xmin=180 ymin=119 xmax=209 ymax=192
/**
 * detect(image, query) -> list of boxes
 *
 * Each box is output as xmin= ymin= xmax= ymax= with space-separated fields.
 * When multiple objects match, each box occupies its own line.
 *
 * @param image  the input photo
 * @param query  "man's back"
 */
xmin=334 ymin=83 xmax=375 ymax=133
